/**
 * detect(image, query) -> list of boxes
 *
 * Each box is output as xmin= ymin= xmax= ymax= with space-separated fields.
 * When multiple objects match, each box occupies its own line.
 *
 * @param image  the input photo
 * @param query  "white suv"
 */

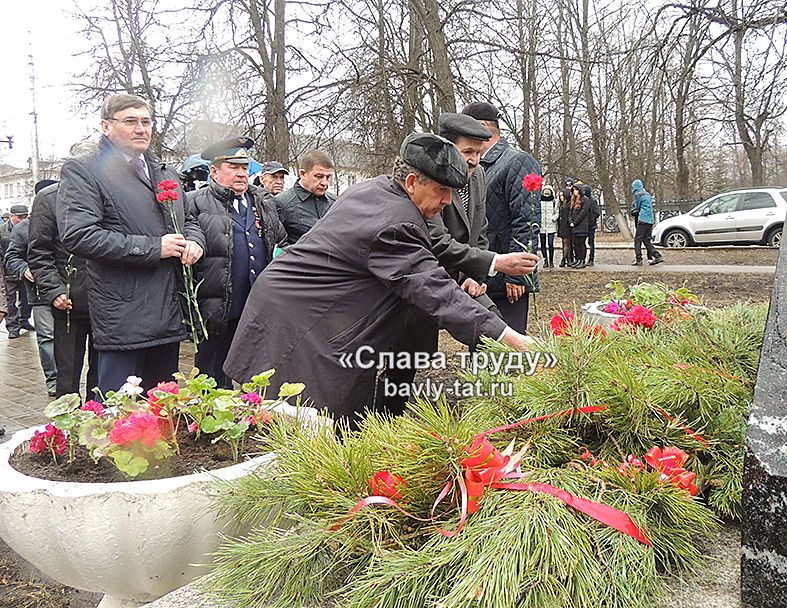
xmin=652 ymin=188 xmax=787 ymax=248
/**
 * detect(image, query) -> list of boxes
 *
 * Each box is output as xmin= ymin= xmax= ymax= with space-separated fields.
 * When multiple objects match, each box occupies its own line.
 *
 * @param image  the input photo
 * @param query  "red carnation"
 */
xmin=158 ymin=180 xmax=179 ymax=191
xmin=522 ymin=173 xmax=543 ymax=193
xmin=156 ymin=190 xmax=178 ymax=203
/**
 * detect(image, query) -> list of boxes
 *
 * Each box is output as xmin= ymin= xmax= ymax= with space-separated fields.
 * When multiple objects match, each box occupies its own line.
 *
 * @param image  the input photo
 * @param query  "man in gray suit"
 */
xmin=224 ymin=133 xmax=537 ymax=424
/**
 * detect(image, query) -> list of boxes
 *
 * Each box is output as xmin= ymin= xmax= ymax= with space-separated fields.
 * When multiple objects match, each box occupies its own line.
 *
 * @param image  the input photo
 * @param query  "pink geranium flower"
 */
xmin=109 ymin=412 xmax=164 ymax=448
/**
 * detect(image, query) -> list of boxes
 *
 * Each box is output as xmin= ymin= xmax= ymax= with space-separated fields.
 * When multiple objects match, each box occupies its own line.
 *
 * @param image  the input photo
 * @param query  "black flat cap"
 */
xmin=461 ymin=102 xmax=500 ymax=122
xmin=399 ymin=133 xmax=468 ymax=189
xmin=34 ymin=179 xmax=57 ymax=194
xmin=9 ymin=204 xmax=29 ymax=215
xmin=201 ymin=136 xmax=255 ymax=164
xmin=261 ymin=161 xmax=289 ymax=175
xmin=438 ymin=113 xmax=492 ymax=140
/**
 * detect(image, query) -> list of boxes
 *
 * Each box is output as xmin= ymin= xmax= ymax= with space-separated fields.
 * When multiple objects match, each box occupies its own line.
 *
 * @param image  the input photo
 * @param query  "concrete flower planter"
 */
xmin=0 ymin=402 xmax=324 ymax=608
xmin=581 ymin=301 xmax=621 ymax=329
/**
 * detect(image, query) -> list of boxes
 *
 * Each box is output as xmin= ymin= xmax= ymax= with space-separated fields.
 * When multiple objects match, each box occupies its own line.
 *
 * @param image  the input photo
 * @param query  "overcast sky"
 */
xmin=0 ymin=1 xmax=96 ymax=168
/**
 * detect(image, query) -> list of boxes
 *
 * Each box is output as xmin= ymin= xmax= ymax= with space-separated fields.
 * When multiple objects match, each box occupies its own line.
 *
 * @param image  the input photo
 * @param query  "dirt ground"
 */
xmin=1 ymin=245 xmax=774 ymax=607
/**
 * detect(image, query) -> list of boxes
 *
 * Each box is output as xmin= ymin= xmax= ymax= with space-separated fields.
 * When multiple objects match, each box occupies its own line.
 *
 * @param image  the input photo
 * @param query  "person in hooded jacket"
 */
xmin=557 ymin=178 xmax=574 ymax=267
xmin=188 ymin=137 xmax=287 ymax=388
xmin=631 ymin=179 xmax=664 ymax=266
xmin=568 ymin=184 xmax=590 ymax=268
xmin=539 ymin=184 xmax=558 ymax=267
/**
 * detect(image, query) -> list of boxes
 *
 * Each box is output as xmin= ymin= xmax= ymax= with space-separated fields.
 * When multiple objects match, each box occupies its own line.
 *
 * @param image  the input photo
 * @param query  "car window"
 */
xmin=690 ymin=202 xmax=709 ymax=217
xmin=739 ymin=192 xmax=776 ymax=211
xmin=780 ymin=191 xmax=787 ymax=204
xmin=706 ymin=194 xmax=739 ymax=215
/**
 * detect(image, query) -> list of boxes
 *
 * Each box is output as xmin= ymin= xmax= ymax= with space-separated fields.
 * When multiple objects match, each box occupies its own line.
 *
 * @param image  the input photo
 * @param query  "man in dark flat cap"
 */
xmin=224 ymin=133 xmax=536 ymax=423
xmin=378 ymin=114 xmax=540 ymax=413
xmin=256 ymin=161 xmax=289 ymax=196
xmin=462 ymin=101 xmax=542 ymax=333
xmin=188 ymin=136 xmax=287 ymax=387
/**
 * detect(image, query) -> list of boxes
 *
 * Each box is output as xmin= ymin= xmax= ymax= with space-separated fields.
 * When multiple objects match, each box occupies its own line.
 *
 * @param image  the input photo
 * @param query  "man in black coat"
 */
xmin=5 ymin=186 xmax=58 ymax=395
xmin=188 ymin=137 xmax=287 ymax=388
xmin=224 ymin=133 xmax=535 ymax=423
xmin=462 ymin=102 xmax=542 ymax=333
xmin=274 ymin=149 xmax=336 ymax=245
xmin=0 ymin=204 xmax=33 ymax=338
xmin=57 ymin=94 xmax=205 ymax=395
xmin=28 ymin=179 xmax=98 ymax=400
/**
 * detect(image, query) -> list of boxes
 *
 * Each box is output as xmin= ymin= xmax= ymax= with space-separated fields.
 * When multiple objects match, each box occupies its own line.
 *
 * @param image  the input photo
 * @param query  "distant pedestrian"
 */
xmin=0 ymin=263 xmax=5 ymax=435
xmin=583 ymin=184 xmax=600 ymax=266
xmin=0 ymin=204 xmax=33 ymax=338
xmin=631 ymin=179 xmax=663 ymax=266
xmin=568 ymin=184 xmax=590 ymax=269
xmin=274 ymin=149 xmax=336 ymax=245
xmin=539 ymin=184 xmax=558 ymax=267
xmin=557 ymin=179 xmax=574 ymax=267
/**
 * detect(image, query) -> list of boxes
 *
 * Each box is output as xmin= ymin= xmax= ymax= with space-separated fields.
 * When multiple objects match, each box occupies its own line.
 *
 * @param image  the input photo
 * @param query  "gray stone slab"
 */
xmin=741 ymin=240 xmax=787 ymax=608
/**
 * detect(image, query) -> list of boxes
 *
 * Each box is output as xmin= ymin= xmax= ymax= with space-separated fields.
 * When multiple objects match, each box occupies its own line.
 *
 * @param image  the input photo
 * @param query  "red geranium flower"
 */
xmin=29 ymin=423 xmax=67 ymax=457
xmin=522 ymin=173 xmax=543 ymax=193
xmin=81 ymin=400 xmax=106 ymax=417
xmin=109 ymin=412 xmax=164 ymax=448
xmin=550 ymin=310 xmax=575 ymax=336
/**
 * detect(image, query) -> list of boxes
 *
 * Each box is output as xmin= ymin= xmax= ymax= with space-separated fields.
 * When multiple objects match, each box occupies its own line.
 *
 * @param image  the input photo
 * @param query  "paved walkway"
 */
xmin=0 ymin=323 xmax=194 ymax=438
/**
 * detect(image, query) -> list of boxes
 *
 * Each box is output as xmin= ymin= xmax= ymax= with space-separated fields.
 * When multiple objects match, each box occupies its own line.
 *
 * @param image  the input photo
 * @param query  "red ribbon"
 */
xmin=336 ymin=406 xmax=652 ymax=546
xmin=644 ymin=446 xmax=698 ymax=496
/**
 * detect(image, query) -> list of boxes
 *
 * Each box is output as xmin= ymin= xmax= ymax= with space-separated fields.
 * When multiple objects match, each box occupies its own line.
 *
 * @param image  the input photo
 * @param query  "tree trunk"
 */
xmin=410 ymin=0 xmax=456 ymax=115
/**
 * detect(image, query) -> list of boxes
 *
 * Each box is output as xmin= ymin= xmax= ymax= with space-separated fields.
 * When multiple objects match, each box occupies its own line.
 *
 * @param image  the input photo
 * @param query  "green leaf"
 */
xmin=44 ymin=394 xmax=81 ymax=418
xmin=112 ymin=449 xmax=149 ymax=477
xmin=279 ymin=383 xmax=306 ymax=398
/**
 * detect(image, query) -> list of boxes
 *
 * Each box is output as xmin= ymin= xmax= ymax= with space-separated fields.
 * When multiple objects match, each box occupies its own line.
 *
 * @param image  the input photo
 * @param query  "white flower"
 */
xmin=120 ymin=375 xmax=144 ymax=397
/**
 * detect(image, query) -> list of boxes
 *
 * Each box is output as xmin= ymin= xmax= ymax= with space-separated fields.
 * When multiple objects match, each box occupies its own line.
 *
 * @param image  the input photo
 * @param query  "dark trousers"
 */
xmin=539 ymin=233 xmax=555 ymax=266
xmin=573 ymin=235 xmax=587 ymax=263
xmin=96 ymin=341 xmax=181 ymax=397
xmin=586 ymin=228 xmax=596 ymax=262
xmin=194 ymin=319 xmax=239 ymax=389
xmin=4 ymin=280 xmax=31 ymax=333
xmin=492 ymin=291 xmax=530 ymax=334
xmin=54 ymin=314 xmax=98 ymax=400
xmin=634 ymin=222 xmax=659 ymax=262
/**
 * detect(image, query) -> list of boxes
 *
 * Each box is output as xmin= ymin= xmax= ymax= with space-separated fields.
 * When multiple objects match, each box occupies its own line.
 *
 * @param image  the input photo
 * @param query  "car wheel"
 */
xmin=766 ymin=226 xmax=782 ymax=248
xmin=663 ymin=229 xmax=691 ymax=248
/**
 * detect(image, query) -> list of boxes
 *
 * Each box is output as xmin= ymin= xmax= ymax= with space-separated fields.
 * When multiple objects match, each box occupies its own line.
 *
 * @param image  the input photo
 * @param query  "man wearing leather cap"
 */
xmin=462 ymin=101 xmax=542 ymax=333
xmin=1 ymin=203 xmax=34 ymax=338
xmin=224 ymin=132 xmax=536 ymax=423
xmin=188 ymin=136 xmax=287 ymax=387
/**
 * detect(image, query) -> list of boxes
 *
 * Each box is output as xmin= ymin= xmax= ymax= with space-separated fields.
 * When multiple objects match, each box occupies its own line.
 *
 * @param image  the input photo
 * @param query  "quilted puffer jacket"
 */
xmin=480 ymin=138 xmax=542 ymax=296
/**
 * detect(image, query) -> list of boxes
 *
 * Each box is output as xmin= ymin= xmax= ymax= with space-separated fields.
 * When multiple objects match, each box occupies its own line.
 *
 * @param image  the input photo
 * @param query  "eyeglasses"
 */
xmin=107 ymin=117 xmax=154 ymax=129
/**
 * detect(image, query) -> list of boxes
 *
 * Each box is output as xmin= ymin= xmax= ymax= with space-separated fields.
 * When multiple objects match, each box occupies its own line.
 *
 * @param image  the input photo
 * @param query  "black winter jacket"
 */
xmin=4 ymin=219 xmax=45 ymax=305
xmin=479 ymin=138 xmax=542 ymax=296
xmin=570 ymin=197 xmax=591 ymax=237
xmin=188 ymin=181 xmax=286 ymax=332
xmin=57 ymin=136 xmax=205 ymax=351
xmin=274 ymin=181 xmax=336 ymax=245
xmin=28 ymin=183 xmax=91 ymax=320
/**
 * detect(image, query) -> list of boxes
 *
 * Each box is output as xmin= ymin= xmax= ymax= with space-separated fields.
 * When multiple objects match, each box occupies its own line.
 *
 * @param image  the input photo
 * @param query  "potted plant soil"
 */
xmin=0 ymin=368 xmax=326 ymax=608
